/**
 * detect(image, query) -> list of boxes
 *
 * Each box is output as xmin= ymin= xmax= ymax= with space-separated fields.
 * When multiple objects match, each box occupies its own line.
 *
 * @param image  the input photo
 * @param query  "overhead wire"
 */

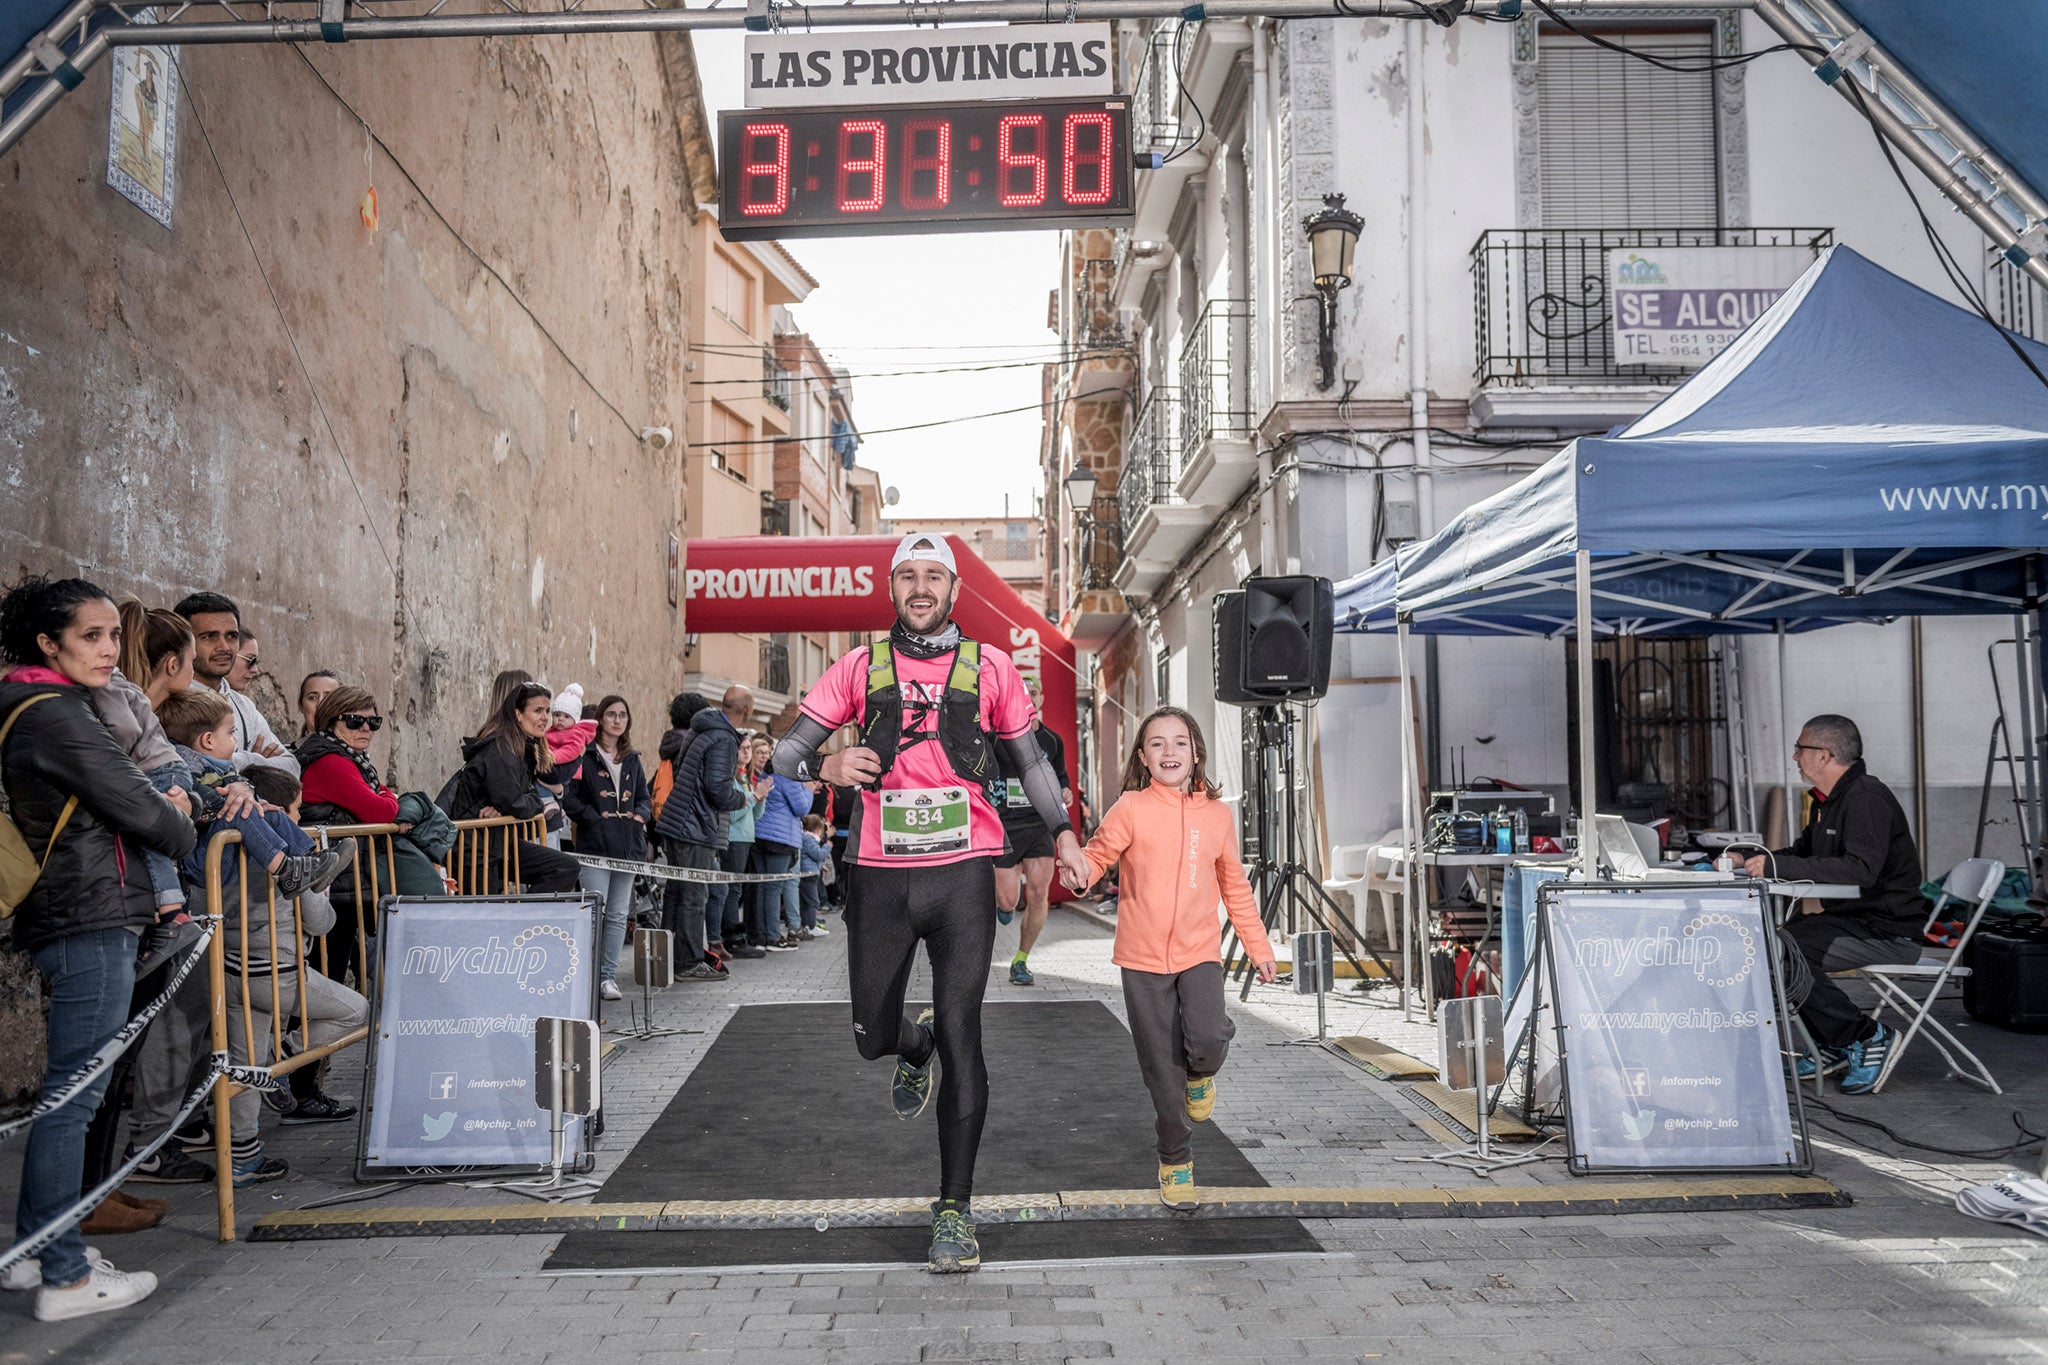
xmin=686 ymin=387 xmax=1126 ymax=447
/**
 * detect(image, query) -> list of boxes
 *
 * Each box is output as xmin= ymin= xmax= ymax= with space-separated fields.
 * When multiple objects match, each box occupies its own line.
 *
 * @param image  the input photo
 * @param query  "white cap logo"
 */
xmin=890 ymin=533 xmax=958 ymax=576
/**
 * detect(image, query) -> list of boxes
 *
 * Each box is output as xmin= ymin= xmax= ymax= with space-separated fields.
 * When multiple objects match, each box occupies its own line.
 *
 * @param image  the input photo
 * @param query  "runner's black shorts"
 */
xmin=995 ymin=817 xmax=1056 ymax=868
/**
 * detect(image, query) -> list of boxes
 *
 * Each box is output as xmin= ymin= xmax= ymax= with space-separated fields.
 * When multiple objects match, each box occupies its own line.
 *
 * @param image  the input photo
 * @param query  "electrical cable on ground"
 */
xmin=1808 ymin=1100 xmax=2044 ymax=1163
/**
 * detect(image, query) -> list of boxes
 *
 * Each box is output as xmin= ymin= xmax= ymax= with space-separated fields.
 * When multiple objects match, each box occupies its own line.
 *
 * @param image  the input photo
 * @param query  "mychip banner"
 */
xmin=360 ymin=896 xmax=599 ymax=1176
xmin=1541 ymin=883 xmax=1805 ymax=1173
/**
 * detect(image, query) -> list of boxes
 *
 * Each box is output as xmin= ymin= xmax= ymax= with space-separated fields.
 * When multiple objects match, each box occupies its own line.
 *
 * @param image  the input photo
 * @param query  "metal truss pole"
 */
xmin=1753 ymin=0 xmax=2048 ymax=290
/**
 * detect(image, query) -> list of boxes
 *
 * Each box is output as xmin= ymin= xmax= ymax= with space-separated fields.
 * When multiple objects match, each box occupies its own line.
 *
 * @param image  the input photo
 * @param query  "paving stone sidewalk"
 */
xmin=4 ymin=903 xmax=2045 ymax=1362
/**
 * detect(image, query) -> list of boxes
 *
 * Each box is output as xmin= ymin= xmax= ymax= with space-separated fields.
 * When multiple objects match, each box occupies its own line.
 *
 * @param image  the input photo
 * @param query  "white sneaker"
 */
xmin=810 ymin=925 xmax=831 ymax=937
xmin=599 ymin=979 xmax=622 ymax=1002
xmin=33 ymin=1260 xmax=157 ymax=1321
xmin=1 ymin=1246 xmax=108 ymax=1293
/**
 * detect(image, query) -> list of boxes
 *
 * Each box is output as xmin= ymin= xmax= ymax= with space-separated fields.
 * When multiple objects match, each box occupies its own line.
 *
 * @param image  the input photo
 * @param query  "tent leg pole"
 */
xmin=1778 ymin=621 xmax=1796 ymax=846
xmin=1575 ymin=550 xmax=1597 ymax=881
xmin=1397 ymin=618 xmax=1417 ymax=1020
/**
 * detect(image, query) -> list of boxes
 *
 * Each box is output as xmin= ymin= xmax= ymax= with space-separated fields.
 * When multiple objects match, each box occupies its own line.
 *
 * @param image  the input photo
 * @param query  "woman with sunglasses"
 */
xmin=445 ymin=681 xmax=581 ymax=894
xmin=295 ymin=687 xmax=445 ymax=984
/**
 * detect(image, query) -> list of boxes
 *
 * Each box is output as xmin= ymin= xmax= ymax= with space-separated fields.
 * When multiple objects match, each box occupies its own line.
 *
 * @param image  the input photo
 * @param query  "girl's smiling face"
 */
xmin=1140 ymin=714 xmax=1195 ymax=793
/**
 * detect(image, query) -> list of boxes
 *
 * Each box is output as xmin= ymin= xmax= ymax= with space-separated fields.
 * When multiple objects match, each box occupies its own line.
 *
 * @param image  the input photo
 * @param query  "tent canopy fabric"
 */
xmin=1334 ymin=246 xmax=2048 ymax=638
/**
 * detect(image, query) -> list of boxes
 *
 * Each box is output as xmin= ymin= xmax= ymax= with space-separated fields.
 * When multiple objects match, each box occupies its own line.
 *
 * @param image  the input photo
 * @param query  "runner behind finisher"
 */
xmin=993 ymin=674 xmax=1071 ymax=986
xmin=773 ymin=533 xmax=1085 ymax=1273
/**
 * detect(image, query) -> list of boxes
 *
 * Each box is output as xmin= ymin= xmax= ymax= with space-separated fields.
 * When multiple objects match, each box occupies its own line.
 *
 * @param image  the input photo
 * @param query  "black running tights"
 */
xmin=842 ymin=856 xmax=996 ymax=1203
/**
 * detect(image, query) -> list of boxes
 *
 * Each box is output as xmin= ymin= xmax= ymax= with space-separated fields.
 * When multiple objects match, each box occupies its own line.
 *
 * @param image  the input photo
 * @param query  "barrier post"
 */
xmin=205 ymin=831 xmax=242 ymax=1244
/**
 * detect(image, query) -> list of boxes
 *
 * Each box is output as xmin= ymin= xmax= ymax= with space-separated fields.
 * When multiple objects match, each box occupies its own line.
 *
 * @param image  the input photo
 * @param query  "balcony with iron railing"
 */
xmin=1176 ymin=299 xmax=1257 ymax=507
xmin=763 ymin=347 xmax=792 ymax=411
xmin=1114 ymin=386 xmax=1207 ymax=598
xmin=759 ymin=638 xmax=791 ymax=696
xmin=1470 ymin=226 xmax=1834 ymax=386
xmin=1074 ymin=500 xmax=1122 ymax=592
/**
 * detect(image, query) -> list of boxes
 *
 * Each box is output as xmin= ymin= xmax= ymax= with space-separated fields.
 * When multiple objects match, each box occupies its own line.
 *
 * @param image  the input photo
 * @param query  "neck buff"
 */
xmin=889 ymin=618 xmax=962 ymax=661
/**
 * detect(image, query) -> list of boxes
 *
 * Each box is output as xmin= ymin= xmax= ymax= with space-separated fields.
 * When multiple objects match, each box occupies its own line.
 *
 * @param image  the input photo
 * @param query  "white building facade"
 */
xmin=1043 ymin=8 xmax=2037 ymax=877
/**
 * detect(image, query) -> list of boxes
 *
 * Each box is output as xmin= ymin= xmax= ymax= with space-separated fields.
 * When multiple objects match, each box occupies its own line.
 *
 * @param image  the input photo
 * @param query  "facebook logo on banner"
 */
xmin=428 ymin=1072 xmax=459 ymax=1101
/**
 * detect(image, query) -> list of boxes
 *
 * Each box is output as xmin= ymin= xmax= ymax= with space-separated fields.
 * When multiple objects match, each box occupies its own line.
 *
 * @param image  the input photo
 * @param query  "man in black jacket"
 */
xmin=1740 ymin=714 xmax=1920 ymax=1094
xmin=652 ymin=685 xmax=756 ymax=976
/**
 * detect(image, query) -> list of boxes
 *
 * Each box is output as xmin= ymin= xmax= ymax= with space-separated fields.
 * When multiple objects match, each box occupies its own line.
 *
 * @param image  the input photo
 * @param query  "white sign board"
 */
xmin=743 ymin=25 xmax=1113 ymax=108
xmin=1542 ymin=884 xmax=1801 ymax=1172
xmin=1609 ymin=245 xmax=1815 ymax=368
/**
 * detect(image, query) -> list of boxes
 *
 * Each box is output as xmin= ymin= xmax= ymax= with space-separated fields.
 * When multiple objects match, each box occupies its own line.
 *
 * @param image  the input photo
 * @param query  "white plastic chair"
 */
xmin=1861 ymin=857 xmax=2006 ymax=1095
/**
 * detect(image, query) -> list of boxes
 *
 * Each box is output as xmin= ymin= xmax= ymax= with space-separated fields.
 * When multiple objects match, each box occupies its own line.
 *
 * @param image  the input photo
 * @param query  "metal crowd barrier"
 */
xmin=204 ymin=813 xmax=547 ymax=1242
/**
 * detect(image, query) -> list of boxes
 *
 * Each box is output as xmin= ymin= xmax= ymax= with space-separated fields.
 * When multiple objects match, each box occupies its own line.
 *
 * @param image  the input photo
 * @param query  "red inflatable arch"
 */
xmin=685 ymin=536 xmax=1081 ymax=878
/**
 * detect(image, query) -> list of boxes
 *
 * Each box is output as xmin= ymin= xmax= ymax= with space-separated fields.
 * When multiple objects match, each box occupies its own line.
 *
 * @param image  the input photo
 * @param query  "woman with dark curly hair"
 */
xmin=0 ymin=576 xmax=195 ymax=1321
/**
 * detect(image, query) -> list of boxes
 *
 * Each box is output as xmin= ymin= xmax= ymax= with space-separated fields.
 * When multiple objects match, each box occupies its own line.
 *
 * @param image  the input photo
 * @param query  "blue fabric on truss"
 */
xmin=1837 ymin=0 xmax=2048 ymax=218
xmin=1332 ymin=247 xmax=2048 ymax=636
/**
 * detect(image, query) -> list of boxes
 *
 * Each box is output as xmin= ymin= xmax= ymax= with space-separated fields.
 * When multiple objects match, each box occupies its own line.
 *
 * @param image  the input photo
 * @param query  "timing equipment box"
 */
xmin=1964 ymin=921 xmax=2048 ymax=1033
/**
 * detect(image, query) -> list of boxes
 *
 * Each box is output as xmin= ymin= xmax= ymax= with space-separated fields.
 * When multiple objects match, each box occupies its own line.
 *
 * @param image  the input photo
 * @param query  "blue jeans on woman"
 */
xmin=754 ymin=841 xmax=800 ymax=941
xmin=17 ymin=926 xmax=138 ymax=1288
xmin=578 ymin=865 xmax=636 ymax=986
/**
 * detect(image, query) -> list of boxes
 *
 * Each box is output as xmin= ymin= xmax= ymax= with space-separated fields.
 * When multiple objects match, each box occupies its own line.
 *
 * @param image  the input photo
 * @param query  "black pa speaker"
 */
xmin=1212 ymin=575 xmax=1334 ymax=704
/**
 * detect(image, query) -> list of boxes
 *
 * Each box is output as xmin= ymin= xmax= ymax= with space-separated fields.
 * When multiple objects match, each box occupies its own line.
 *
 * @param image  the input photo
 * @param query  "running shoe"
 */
xmin=926 ymin=1201 xmax=980 ymax=1274
xmin=1008 ymin=957 xmax=1034 ymax=987
xmin=996 ymin=904 xmax=1014 ymax=926
xmin=127 ymin=1144 xmax=212 ymax=1184
xmin=281 ymin=1092 xmax=357 ymax=1125
xmin=678 ymin=962 xmax=727 ymax=981
xmin=174 ymin=1121 xmax=213 ymax=1154
xmin=1185 ymin=1075 xmax=1216 ymax=1123
xmin=763 ymin=938 xmax=798 ymax=953
xmin=230 ymin=1150 xmax=289 ymax=1187
xmin=893 ymin=1008 xmax=937 ymax=1120
xmin=1158 ymin=1161 xmax=1197 ymax=1210
xmin=1795 ymin=1047 xmax=1847 ymax=1080
xmin=727 ymin=944 xmax=768 ymax=960
xmin=1839 ymin=1024 xmax=1894 ymax=1095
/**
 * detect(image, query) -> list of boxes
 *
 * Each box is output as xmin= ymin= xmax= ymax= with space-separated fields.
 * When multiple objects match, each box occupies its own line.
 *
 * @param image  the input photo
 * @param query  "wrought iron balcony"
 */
xmin=1118 ymin=387 xmax=1182 ymax=533
xmin=1470 ymin=227 xmax=1833 ymax=384
xmin=1179 ymin=299 xmax=1253 ymax=455
xmin=762 ymin=347 xmax=792 ymax=410
xmin=759 ymin=638 xmax=791 ymax=695
xmin=1128 ymin=21 xmax=1185 ymax=158
xmin=1074 ymin=498 xmax=1122 ymax=592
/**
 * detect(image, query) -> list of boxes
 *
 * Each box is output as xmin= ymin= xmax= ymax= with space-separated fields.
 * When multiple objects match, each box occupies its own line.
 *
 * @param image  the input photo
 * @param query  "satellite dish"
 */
xmin=883 ymin=486 xmax=901 ymax=507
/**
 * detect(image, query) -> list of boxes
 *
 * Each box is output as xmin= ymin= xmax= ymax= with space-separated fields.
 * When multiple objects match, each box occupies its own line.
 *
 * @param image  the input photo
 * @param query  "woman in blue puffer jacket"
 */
xmin=751 ymin=742 xmax=816 ymax=949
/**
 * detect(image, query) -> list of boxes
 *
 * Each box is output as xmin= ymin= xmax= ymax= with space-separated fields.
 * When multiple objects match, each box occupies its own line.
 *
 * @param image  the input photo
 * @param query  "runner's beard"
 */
xmin=894 ymin=591 xmax=955 ymax=637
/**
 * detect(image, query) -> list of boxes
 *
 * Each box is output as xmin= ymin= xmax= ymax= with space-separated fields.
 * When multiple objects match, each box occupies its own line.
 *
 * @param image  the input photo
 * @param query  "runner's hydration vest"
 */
xmin=857 ymin=639 xmax=998 ymax=797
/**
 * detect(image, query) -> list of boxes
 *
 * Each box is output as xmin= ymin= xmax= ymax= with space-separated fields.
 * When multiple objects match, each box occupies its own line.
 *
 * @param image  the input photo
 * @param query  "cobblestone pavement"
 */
xmin=4 ymin=902 xmax=2046 ymax=1363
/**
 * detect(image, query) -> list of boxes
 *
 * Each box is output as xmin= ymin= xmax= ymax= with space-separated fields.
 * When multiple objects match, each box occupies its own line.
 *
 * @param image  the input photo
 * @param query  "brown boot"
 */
xmin=109 ymin=1187 xmax=170 ymax=1216
xmin=79 ymin=1193 xmax=163 ymax=1235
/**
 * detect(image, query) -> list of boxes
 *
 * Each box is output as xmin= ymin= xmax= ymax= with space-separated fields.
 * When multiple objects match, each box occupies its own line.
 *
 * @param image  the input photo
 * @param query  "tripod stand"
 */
xmin=1224 ymin=704 xmax=1395 ymax=1001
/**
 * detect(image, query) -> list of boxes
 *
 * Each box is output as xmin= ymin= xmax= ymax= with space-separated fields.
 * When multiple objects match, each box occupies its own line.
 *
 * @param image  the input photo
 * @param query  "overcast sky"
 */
xmin=691 ymin=31 xmax=1060 ymax=522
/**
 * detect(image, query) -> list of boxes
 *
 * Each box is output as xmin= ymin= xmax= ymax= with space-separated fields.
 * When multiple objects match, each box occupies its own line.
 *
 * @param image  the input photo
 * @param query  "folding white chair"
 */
xmin=1861 ymin=857 xmax=2006 ymax=1095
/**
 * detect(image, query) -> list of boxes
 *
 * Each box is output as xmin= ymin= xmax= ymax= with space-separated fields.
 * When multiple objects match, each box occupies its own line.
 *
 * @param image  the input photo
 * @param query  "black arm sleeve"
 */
xmin=1002 ymin=733 xmax=1073 ymax=838
xmin=772 ymin=714 xmax=836 ymax=782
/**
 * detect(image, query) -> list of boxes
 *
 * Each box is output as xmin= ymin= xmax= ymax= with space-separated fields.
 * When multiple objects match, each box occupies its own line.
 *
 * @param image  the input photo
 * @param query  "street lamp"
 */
xmin=1302 ymin=192 xmax=1363 ymax=392
xmin=1063 ymin=463 xmax=1098 ymax=509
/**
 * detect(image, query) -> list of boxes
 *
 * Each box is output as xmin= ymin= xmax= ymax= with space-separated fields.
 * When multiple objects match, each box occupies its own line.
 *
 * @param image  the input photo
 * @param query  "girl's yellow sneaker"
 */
xmin=1184 ymin=1075 xmax=1216 ymax=1122
xmin=1157 ymin=1160 xmax=1197 ymax=1209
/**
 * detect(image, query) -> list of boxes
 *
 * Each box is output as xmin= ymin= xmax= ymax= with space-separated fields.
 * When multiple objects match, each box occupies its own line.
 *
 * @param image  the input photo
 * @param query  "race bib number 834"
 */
xmin=880 ymin=787 xmax=971 ymax=857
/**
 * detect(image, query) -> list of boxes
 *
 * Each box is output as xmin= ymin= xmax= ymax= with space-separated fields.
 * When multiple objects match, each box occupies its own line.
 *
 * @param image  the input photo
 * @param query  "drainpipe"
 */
xmin=1251 ymin=19 xmax=1281 ymax=578
xmin=1911 ymin=617 xmax=1928 ymax=868
xmin=1405 ymin=16 xmax=1433 ymax=536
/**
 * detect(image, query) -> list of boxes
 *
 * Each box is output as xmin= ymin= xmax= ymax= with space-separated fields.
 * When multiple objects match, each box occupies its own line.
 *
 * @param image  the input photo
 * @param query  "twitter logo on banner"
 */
xmin=422 ymin=1111 xmax=457 ymax=1142
xmin=1621 ymin=1108 xmax=1658 ymax=1141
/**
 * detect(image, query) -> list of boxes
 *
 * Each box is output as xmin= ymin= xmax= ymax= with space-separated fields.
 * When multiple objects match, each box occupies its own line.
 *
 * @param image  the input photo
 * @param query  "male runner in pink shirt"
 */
xmin=773 ymin=533 xmax=1086 ymax=1272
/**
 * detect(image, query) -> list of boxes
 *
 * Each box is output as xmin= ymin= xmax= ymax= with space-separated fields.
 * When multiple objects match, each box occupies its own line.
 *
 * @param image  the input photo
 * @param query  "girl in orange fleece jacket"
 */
xmin=1066 ymin=706 xmax=1276 ymax=1208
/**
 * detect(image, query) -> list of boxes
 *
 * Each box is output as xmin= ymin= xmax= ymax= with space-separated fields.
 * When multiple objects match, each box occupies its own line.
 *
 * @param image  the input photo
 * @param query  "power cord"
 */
xmin=1161 ymin=18 xmax=1209 ymax=167
xmin=1809 ymin=1100 xmax=2045 ymax=1163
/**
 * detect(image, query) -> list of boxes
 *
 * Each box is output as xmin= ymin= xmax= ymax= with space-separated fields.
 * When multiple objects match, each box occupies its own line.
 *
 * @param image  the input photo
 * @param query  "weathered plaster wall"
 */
xmin=0 ymin=29 xmax=711 ymax=789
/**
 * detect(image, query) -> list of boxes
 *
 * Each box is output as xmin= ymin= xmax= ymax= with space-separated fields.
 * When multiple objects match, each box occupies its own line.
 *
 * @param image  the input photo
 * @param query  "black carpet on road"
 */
xmin=546 ymin=999 xmax=1319 ymax=1268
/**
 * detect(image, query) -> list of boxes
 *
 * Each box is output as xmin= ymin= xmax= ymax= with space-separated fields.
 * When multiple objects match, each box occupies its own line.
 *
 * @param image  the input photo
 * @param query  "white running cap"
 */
xmin=890 ymin=532 xmax=957 ymax=577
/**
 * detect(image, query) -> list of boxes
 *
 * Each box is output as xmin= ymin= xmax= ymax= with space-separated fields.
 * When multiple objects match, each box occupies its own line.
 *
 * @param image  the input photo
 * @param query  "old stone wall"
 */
xmin=0 ymin=29 xmax=711 ymax=789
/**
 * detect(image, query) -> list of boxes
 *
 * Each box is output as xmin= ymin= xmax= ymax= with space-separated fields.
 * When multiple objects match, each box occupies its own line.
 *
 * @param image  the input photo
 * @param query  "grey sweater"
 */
xmin=92 ymin=670 xmax=182 ymax=774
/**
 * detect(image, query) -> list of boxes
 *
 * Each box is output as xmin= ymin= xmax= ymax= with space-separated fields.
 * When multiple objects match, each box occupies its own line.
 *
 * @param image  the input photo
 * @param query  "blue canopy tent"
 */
xmin=1333 ymin=244 xmax=2048 ymax=894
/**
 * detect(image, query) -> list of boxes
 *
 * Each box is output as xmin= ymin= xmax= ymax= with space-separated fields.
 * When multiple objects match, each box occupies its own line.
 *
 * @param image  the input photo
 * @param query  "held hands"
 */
xmin=1054 ymin=830 xmax=1092 ymax=895
xmin=819 ymin=746 xmax=884 ymax=788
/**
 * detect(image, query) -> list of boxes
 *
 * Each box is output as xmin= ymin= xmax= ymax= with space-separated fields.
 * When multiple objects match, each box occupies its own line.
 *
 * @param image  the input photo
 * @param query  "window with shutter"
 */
xmin=1537 ymin=27 xmax=1720 ymax=229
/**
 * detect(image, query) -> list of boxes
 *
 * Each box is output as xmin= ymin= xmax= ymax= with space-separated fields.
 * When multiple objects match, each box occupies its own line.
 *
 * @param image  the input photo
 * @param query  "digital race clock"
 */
xmin=717 ymin=98 xmax=1133 ymax=240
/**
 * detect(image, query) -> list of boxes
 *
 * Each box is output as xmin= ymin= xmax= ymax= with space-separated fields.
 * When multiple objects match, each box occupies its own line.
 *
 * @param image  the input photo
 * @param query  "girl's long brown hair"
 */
xmin=117 ymin=600 xmax=194 ymax=684
xmin=594 ymin=694 xmax=634 ymax=759
xmin=1120 ymin=705 xmax=1220 ymax=798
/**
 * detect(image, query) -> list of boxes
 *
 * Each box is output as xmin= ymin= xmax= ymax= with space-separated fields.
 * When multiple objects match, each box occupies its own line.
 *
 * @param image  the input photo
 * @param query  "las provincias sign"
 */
xmin=742 ymin=24 xmax=1114 ymax=108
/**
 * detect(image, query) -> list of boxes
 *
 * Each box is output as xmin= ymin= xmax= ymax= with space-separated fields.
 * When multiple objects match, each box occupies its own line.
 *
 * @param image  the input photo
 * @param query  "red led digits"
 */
xmin=738 ymin=122 xmax=791 ymax=215
xmin=997 ymin=114 xmax=1049 ymax=208
xmin=837 ymin=119 xmax=886 ymax=212
xmin=900 ymin=118 xmax=952 ymax=211
xmin=1060 ymin=112 xmax=1113 ymax=207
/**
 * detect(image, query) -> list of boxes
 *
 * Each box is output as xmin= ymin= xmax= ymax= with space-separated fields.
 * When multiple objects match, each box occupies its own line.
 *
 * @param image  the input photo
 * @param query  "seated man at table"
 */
xmin=1740 ymin=714 xmax=1922 ymax=1094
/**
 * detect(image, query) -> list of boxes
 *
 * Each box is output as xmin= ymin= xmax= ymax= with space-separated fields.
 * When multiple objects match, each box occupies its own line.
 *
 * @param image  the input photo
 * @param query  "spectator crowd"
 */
xmin=0 ymin=574 xmax=849 ymax=1323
